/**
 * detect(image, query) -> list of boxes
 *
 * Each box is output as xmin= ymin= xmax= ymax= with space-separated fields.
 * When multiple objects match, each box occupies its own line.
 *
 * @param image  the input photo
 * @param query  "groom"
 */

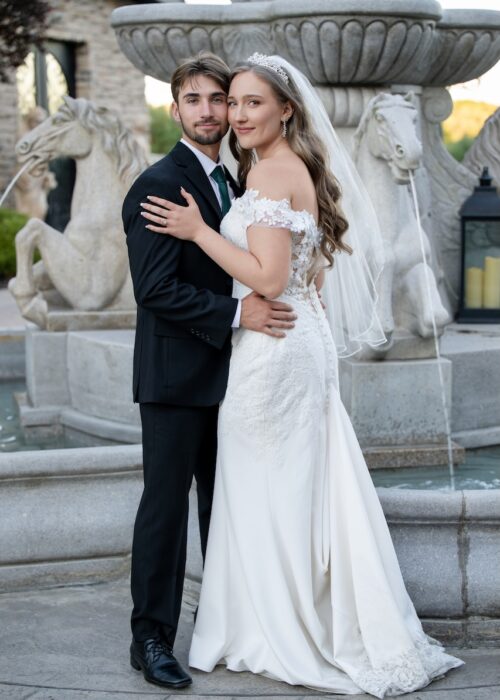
xmin=122 ymin=52 xmax=296 ymax=689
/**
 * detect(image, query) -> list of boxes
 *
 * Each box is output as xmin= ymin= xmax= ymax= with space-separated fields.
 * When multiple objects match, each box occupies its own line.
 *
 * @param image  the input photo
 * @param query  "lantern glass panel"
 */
xmin=463 ymin=219 xmax=500 ymax=310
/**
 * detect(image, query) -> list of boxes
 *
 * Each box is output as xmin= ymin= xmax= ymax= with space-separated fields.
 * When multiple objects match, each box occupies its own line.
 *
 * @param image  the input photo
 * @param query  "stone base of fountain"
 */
xmin=339 ymin=356 xmax=454 ymax=454
xmin=19 ymin=326 xmax=140 ymax=443
xmin=364 ymin=443 xmax=465 ymax=469
xmin=0 ymin=329 xmax=25 ymax=379
xmin=442 ymin=324 xmax=500 ymax=448
xmin=18 ymin=323 xmax=500 ymax=457
xmin=42 ymin=308 xmax=136 ymax=332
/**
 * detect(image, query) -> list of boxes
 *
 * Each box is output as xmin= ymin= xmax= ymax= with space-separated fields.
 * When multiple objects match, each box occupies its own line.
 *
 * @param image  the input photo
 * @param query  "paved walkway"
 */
xmin=0 ymin=577 xmax=499 ymax=700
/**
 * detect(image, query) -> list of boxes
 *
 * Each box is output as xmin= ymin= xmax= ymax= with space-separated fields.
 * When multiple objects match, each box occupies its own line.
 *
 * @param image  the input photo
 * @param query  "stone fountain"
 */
xmin=108 ymin=0 xmax=500 ymax=645
xmin=111 ymin=0 xmax=500 ymax=457
xmin=1 ymin=0 xmax=499 ymax=646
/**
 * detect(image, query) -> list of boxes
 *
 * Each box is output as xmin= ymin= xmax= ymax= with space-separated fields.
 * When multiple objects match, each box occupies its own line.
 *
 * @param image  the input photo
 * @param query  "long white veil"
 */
xmin=273 ymin=57 xmax=387 ymax=357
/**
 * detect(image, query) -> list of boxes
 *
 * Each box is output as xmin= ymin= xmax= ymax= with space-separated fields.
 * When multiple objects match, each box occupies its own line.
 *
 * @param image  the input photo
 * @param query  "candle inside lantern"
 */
xmin=465 ymin=266 xmax=484 ymax=308
xmin=483 ymin=256 xmax=500 ymax=308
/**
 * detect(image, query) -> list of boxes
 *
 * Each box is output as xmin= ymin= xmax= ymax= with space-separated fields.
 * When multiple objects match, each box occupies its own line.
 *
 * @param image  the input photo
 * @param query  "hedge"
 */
xmin=0 ymin=208 xmax=29 ymax=280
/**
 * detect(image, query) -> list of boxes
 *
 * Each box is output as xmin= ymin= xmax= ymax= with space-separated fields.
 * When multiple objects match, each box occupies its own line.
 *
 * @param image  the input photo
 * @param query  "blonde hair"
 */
xmin=229 ymin=63 xmax=351 ymax=267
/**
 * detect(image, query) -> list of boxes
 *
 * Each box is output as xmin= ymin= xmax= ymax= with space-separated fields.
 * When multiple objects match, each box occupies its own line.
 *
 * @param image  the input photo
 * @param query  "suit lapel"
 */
xmin=170 ymin=142 xmax=222 ymax=220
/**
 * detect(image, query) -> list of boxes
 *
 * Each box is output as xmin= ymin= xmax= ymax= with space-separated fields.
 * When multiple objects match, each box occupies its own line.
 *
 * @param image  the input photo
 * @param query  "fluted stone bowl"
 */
xmin=111 ymin=0 xmax=500 ymax=87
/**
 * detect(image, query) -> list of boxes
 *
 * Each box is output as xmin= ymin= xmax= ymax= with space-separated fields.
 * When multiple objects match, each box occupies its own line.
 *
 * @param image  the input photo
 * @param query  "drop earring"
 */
xmin=281 ymin=119 xmax=287 ymax=138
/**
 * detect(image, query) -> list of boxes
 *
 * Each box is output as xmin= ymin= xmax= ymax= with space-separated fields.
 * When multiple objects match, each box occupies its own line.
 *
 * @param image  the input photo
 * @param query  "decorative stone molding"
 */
xmin=111 ymin=2 xmax=500 ymax=87
xmin=420 ymin=87 xmax=478 ymax=311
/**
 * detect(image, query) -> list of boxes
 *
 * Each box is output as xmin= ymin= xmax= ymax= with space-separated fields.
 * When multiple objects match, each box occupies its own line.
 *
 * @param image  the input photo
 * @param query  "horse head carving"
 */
xmin=9 ymin=97 xmax=148 ymax=328
xmin=353 ymin=93 xmax=422 ymax=184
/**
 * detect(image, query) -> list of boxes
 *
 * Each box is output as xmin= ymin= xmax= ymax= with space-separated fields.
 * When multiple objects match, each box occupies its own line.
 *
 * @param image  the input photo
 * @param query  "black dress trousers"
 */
xmin=131 ymin=402 xmax=218 ymax=646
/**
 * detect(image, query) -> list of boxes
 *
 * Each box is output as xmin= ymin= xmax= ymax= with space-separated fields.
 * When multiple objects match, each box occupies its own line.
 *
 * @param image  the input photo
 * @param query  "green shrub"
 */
xmin=0 ymin=208 xmax=28 ymax=280
xmin=149 ymin=105 xmax=182 ymax=155
xmin=445 ymin=135 xmax=475 ymax=163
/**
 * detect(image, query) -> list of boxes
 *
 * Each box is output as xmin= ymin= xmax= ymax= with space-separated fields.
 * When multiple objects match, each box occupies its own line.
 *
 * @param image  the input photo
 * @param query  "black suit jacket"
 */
xmin=123 ymin=141 xmax=242 ymax=406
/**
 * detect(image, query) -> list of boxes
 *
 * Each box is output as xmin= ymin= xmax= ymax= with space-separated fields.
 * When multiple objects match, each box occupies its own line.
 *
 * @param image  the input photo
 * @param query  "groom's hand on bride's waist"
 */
xmin=240 ymin=292 xmax=296 ymax=338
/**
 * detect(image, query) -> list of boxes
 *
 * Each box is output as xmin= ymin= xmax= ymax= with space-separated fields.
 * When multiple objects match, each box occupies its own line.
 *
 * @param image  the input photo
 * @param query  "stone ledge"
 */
xmin=45 ymin=308 xmax=136 ymax=331
xmin=15 ymin=391 xmax=141 ymax=444
xmin=365 ymin=441 xmax=465 ymax=469
xmin=0 ymin=443 xmax=142 ymax=480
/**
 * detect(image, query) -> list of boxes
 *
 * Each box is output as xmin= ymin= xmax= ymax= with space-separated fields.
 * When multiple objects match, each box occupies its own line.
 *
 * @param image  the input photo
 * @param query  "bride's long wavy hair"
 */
xmin=229 ymin=62 xmax=351 ymax=268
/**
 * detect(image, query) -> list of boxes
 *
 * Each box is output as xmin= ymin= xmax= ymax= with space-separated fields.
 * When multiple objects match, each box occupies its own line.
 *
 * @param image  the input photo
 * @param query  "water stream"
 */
xmin=0 ymin=159 xmax=35 ymax=209
xmin=408 ymin=171 xmax=456 ymax=489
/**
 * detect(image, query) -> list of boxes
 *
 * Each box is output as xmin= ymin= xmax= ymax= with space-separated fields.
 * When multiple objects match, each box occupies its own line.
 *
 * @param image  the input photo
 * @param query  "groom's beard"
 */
xmin=181 ymin=117 xmax=227 ymax=146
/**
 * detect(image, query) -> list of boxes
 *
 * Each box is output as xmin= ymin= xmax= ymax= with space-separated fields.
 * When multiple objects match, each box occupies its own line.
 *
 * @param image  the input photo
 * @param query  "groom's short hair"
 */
xmin=171 ymin=52 xmax=230 ymax=103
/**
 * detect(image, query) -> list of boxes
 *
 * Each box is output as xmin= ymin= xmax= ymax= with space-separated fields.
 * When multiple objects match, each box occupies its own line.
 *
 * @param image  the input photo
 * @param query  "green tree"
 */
xmin=0 ymin=0 xmax=51 ymax=82
xmin=443 ymin=100 xmax=497 ymax=162
xmin=149 ymin=105 xmax=182 ymax=154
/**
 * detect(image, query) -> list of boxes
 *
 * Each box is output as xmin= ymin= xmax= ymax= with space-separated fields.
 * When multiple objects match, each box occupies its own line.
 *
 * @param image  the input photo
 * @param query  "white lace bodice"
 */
xmin=220 ymin=188 xmax=322 ymax=298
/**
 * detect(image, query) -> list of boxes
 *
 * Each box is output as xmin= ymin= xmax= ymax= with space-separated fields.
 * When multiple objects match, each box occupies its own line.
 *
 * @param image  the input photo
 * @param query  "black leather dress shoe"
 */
xmin=130 ymin=637 xmax=192 ymax=689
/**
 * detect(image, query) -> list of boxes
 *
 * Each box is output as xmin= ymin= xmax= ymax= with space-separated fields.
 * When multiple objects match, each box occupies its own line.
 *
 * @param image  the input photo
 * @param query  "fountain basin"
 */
xmin=378 ymin=487 xmax=500 ymax=647
xmin=111 ymin=1 xmax=500 ymax=87
xmin=1 ymin=341 xmax=498 ymax=644
xmin=0 ymin=445 xmax=142 ymax=591
xmin=0 ymin=440 xmax=498 ymax=646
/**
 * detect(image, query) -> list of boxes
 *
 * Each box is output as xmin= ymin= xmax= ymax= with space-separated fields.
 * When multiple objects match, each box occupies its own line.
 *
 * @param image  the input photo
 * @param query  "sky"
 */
xmin=145 ymin=0 xmax=500 ymax=107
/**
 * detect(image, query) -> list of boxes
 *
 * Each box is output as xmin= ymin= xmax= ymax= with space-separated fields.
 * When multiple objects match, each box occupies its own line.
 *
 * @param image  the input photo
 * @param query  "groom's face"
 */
xmin=172 ymin=75 xmax=229 ymax=147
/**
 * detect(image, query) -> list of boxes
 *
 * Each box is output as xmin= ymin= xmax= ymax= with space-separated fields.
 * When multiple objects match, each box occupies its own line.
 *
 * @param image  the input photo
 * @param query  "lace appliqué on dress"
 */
xmin=351 ymin=634 xmax=459 ymax=698
xmin=230 ymin=188 xmax=322 ymax=297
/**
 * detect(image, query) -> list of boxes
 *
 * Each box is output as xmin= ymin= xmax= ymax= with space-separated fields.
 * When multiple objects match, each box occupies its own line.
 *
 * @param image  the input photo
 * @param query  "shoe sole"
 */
xmin=130 ymin=653 xmax=192 ymax=689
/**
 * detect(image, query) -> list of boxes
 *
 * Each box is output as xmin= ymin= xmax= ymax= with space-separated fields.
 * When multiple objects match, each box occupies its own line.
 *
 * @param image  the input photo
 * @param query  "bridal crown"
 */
xmin=247 ymin=53 xmax=290 ymax=85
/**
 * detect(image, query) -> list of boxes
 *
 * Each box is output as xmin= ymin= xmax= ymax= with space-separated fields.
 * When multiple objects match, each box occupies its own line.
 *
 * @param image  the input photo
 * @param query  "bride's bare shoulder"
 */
xmin=247 ymin=155 xmax=310 ymax=199
xmin=247 ymin=158 xmax=297 ymax=200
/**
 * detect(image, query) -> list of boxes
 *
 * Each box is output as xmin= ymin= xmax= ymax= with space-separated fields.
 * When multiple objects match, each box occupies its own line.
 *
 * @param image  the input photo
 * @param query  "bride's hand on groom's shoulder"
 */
xmin=140 ymin=188 xmax=206 ymax=241
xmin=240 ymin=292 xmax=297 ymax=339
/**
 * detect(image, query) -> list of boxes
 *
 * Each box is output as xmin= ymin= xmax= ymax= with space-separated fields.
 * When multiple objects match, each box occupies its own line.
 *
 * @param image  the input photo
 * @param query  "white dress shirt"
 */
xmin=180 ymin=138 xmax=241 ymax=328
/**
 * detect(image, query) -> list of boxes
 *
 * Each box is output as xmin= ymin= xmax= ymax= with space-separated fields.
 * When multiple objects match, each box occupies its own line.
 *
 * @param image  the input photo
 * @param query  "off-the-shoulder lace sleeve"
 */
xmin=242 ymin=189 xmax=319 ymax=238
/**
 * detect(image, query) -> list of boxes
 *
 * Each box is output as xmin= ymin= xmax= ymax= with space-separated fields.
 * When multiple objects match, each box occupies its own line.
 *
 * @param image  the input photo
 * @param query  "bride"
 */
xmin=140 ymin=54 xmax=464 ymax=698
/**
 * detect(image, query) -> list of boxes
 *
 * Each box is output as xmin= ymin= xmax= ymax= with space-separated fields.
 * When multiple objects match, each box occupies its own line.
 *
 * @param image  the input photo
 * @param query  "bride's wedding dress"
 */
xmin=189 ymin=188 xmax=464 ymax=698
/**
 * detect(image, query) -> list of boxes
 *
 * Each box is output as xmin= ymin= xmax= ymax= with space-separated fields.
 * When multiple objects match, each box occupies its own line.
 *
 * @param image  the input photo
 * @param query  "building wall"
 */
xmin=0 ymin=79 xmax=19 ymax=203
xmin=0 ymin=0 xmax=148 ymax=201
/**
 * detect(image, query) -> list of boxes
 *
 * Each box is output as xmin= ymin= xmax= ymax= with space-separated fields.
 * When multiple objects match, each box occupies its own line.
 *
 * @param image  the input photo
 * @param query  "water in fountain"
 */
xmin=372 ymin=448 xmax=500 ymax=490
xmin=0 ymin=379 xmax=119 ymax=451
xmin=0 ymin=159 xmax=34 ymax=209
xmin=408 ymin=171 xmax=456 ymax=488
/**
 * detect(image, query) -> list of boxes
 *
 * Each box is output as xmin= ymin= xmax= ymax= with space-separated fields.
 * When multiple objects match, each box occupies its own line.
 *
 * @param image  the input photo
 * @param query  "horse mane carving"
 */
xmin=462 ymin=106 xmax=500 ymax=189
xmin=57 ymin=96 xmax=148 ymax=185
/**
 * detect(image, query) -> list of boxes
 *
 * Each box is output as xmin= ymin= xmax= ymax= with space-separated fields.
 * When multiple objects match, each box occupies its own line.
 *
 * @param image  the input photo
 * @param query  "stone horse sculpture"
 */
xmin=463 ymin=106 xmax=500 ymax=190
xmin=9 ymin=96 xmax=148 ymax=327
xmin=352 ymin=92 xmax=450 ymax=356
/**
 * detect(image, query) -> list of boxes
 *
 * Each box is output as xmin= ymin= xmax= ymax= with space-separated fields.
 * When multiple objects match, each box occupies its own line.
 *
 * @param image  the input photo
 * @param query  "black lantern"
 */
xmin=457 ymin=167 xmax=500 ymax=323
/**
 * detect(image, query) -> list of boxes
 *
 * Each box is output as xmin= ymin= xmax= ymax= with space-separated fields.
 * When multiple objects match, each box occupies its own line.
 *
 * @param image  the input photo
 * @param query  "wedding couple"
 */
xmin=122 ymin=51 xmax=463 ymax=698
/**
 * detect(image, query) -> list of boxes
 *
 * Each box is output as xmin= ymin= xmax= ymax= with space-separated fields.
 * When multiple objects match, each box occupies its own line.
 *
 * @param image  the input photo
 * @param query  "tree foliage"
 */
xmin=0 ymin=0 xmax=51 ymax=82
xmin=149 ymin=105 xmax=182 ymax=154
xmin=443 ymin=100 xmax=498 ymax=162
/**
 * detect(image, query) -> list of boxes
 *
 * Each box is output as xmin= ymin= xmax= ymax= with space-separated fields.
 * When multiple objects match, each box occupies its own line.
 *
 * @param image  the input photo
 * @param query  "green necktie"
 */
xmin=211 ymin=165 xmax=231 ymax=216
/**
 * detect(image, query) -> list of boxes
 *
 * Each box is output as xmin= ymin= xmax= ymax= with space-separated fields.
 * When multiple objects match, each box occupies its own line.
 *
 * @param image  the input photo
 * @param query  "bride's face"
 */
xmin=227 ymin=71 xmax=291 ymax=151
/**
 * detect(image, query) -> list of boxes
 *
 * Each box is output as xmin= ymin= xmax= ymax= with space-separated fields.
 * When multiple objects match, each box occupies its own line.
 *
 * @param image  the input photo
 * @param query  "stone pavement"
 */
xmin=0 ymin=578 xmax=499 ymax=700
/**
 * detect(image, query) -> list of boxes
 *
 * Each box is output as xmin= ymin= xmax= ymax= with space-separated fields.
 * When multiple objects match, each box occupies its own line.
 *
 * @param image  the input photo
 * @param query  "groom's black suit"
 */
xmin=123 ymin=141 xmax=241 ymax=646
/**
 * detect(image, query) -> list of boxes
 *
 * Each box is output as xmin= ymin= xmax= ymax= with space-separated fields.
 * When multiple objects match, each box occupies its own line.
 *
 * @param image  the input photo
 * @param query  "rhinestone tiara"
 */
xmin=247 ymin=53 xmax=290 ymax=85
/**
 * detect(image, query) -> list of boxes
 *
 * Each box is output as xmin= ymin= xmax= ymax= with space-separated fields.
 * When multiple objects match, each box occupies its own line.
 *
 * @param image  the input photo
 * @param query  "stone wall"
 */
xmin=0 ymin=0 xmax=148 ymax=202
xmin=0 ymin=77 xmax=19 ymax=205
